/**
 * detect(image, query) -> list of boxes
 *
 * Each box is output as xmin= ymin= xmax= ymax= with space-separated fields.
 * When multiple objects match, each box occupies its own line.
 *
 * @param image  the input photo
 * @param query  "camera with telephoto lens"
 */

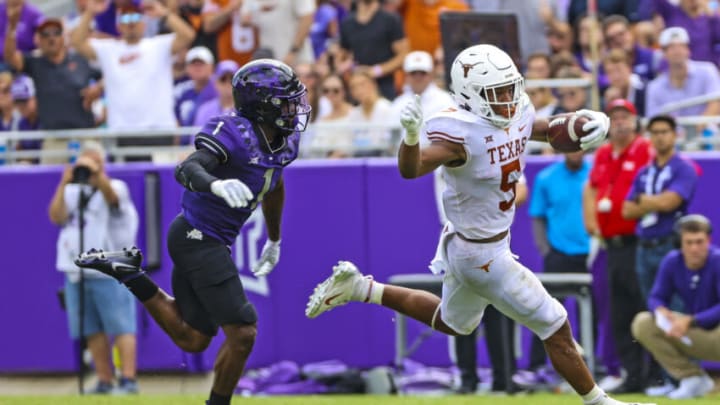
xmin=71 ymin=165 xmax=92 ymax=184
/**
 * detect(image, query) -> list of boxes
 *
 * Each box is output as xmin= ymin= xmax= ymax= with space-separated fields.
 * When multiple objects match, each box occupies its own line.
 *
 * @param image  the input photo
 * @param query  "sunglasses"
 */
xmin=39 ymin=29 xmax=62 ymax=38
xmin=0 ymin=87 xmax=10 ymax=94
xmin=119 ymin=13 xmax=143 ymax=25
xmin=408 ymin=71 xmax=429 ymax=76
xmin=322 ymin=87 xmax=342 ymax=95
xmin=218 ymin=74 xmax=233 ymax=83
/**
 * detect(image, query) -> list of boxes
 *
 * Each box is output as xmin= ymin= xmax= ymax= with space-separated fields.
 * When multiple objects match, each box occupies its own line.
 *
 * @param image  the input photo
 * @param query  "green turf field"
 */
xmin=0 ymin=394 xmax=718 ymax=405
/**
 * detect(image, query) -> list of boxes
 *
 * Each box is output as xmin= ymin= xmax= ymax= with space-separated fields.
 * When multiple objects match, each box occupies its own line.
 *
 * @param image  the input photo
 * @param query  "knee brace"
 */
xmin=237 ymin=302 xmax=258 ymax=325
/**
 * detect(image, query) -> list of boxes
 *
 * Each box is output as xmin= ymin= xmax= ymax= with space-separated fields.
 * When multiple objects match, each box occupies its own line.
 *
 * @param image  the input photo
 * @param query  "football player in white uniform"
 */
xmin=306 ymin=44 xmax=651 ymax=405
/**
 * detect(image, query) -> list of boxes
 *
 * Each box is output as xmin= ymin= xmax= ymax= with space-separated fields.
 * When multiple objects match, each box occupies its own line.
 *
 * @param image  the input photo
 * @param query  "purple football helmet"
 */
xmin=232 ymin=59 xmax=311 ymax=133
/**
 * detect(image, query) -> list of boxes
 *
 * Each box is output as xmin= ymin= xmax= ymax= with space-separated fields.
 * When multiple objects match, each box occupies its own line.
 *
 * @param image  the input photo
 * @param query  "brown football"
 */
xmin=546 ymin=113 xmax=591 ymax=152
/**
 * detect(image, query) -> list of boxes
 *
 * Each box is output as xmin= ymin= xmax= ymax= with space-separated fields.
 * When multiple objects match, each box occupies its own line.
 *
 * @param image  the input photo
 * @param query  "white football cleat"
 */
xmin=667 ymin=374 xmax=714 ymax=399
xmin=305 ymin=261 xmax=368 ymax=319
xmin=644 ymin=381 xmax=675 ymax=396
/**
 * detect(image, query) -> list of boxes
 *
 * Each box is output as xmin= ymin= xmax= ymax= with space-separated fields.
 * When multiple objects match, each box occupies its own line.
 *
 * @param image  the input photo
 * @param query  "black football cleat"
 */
xmin=75 ymin=247 xmax=144 ymax=282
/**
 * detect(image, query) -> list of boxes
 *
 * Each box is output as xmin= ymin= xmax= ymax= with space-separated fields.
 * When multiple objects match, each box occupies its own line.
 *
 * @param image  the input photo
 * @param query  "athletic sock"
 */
xmin=124 ymin=273 xmax=159 ymax=302
xmin=581 ymin=384 xmax=607 ymax=404
xmin=367 ymin=279 xmax=384 ymax=304
xmin=207 ymin=391 xmax=231 ymax=405
xmin=354 ymin=277 xmax=384 ymax=304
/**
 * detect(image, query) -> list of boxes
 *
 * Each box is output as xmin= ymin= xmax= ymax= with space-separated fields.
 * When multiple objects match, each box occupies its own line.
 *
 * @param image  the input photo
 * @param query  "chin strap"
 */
xmin=258 ymin=125 xmax=287 ymax=153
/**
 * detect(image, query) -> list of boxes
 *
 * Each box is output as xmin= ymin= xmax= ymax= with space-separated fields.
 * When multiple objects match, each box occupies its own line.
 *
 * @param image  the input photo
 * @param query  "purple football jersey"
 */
xmin=181 ymin=113 xmax=301 ymax=245
xmin=0 ymin=3 xmax=43 ymax=59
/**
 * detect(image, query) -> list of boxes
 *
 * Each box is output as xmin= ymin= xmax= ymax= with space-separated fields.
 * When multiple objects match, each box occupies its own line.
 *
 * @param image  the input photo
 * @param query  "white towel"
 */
xmin=429 ymin=222 xmax=455 ymax=274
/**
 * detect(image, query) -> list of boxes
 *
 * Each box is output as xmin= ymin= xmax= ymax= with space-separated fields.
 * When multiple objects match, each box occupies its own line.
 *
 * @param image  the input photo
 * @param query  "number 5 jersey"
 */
xmin=425 ymin=104 xmax=535 ymax=239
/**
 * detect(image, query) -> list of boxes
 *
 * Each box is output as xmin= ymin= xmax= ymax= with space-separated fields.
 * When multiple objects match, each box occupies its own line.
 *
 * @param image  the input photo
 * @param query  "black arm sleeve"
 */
xmin=174 ymin=148 xmax=222 ymax=192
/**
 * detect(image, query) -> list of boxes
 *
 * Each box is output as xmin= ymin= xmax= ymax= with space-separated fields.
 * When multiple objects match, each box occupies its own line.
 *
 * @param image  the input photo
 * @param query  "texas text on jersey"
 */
xmin=427 ymin=102 xmax=534 ymax=240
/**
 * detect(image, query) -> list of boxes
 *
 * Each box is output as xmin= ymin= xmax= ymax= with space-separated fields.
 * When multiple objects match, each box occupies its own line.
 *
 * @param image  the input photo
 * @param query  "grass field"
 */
xmin=1 ymin=394 xmax=718 ymax=405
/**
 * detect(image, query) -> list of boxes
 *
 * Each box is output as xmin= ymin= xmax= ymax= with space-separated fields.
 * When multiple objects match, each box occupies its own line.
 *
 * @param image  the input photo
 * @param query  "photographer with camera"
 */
xmin=48 ymin=141 xmax=139 ymax=395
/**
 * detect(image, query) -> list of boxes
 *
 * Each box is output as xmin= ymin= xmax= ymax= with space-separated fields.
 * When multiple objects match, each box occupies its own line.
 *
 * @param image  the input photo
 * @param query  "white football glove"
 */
xmin=252 ymin=239 xmax=280 ymax=277
xmin=400 ymin=94 xmax=423 ymax=146
xmin=576 ymin=109 xmax=610 ymax=150
xmin=210 ymin=179 xmax=254 ymax=208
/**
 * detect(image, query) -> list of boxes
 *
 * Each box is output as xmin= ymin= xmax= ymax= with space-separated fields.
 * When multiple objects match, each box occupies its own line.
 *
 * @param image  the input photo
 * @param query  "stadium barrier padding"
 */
xmin=2 ymin=154 xmax=720 ymax=373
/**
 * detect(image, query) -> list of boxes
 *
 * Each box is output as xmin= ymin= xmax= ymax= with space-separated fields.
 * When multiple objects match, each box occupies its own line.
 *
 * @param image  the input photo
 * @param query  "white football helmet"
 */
xmin=450 ymin=44 xmax=528 ymax=128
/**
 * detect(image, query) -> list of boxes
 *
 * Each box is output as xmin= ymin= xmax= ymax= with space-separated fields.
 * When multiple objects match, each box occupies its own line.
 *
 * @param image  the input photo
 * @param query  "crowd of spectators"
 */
xmin=4 ymin=0 xmax=720 ymax=162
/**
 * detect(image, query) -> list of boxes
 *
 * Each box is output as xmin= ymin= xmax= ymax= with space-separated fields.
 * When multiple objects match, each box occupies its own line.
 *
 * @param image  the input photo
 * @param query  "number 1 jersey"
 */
xmin=182 ymin=113 xmax=300 ymax=245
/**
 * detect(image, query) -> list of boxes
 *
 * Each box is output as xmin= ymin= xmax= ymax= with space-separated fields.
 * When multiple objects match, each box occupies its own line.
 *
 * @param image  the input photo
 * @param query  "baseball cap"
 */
xmin=11 ymin=76 xmax=36 ymax=100
xmin=118 ymin=2 xmax=142 ymax=15
xmin=186 ymin=46 xmax=215 ymax=65
xmin=214 ymin=60 xmax=239 ymax=78
xmin=605 ymin=98 xmax=637 ymax=115
xmin=403 ymin=51 xmax=434 ymax=73
xmin=659 ymin=27 xmax=690 ymax=47
xmin=36 ymin=17 xmax=63 ymax=33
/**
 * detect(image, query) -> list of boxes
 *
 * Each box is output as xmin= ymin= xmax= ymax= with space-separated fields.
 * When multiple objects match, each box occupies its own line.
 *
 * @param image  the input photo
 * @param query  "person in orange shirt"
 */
xmin=393 ymin=0 xmax=469 ymax=54
xmin=202 ymin=0 xmax=257 ymax=66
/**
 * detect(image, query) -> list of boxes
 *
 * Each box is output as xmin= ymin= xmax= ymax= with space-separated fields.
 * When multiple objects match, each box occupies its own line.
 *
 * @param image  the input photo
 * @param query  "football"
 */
xmin=546 ymin=113 xmax=592 ymax=152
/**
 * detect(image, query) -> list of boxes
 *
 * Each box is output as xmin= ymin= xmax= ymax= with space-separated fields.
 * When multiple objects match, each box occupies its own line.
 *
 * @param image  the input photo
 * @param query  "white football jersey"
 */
xmin=425 ymin=104 xmax=535 ymax=239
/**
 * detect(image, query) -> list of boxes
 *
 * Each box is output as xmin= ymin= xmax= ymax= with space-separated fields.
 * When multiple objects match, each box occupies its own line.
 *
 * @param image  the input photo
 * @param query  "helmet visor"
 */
xmin=272 ymin=90 xmax=312 ymax=132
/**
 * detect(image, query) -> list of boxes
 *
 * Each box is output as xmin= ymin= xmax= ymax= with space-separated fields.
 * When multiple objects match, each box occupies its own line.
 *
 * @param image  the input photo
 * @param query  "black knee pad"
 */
xmin=237 ymin=301 xmax=258 ymax=325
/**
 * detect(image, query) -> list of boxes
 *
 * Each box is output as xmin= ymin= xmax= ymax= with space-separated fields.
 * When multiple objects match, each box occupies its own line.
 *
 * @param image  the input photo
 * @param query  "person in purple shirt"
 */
xmin=310 ymin=0 xmax=339 ymax=59
xmin=0 ymin=0 xmax=43 ymax=61
xmin=193 ymin=60 xmax=239 ymax=126
xmin=11 ymin=75 xmax=40 ymax=152
xmin=645 ymin=27 xmax=720 ymax=118
xmin=623 ymin=115 xmax=698 ymax=301
xmin=74 ymin=59 xmax=311 ymax=405
xmin=641 ymin=0 xmax=720 ymax=66
xmin=601 ymin=15 xmax=656 ymax=83
xmin=632 ymin=214 xmax=720 ymax=399
xmin=174 ymin=46 xmax=217 ymax=129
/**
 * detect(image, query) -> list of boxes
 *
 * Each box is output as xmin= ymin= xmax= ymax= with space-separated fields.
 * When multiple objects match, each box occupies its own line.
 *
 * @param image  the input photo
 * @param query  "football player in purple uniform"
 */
xmin=75 ymin=59 xmax=310 ymax=405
